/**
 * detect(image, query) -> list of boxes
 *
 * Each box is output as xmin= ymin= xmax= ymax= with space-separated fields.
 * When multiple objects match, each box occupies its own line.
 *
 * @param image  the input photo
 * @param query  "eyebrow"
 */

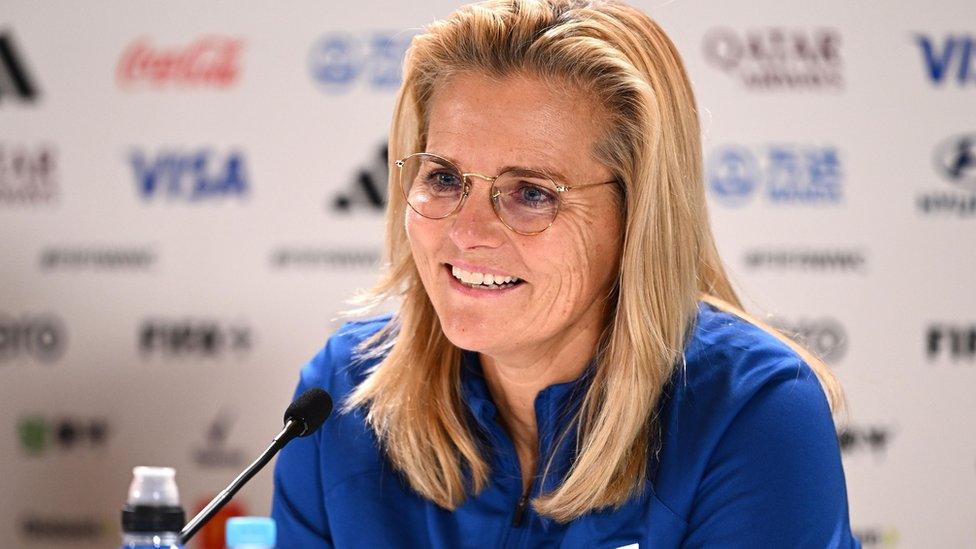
xmin=426 ymin=151 xmax=570 ymax=185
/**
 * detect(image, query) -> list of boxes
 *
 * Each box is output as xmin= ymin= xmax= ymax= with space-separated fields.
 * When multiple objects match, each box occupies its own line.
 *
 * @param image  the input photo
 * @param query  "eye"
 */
xmin=514 ymin=182 xmax=555 ymax=206
xmin=420 ymin=166 xmax=462 ymax=191
xmin=431 ymin=170 xmax=460 ymax=187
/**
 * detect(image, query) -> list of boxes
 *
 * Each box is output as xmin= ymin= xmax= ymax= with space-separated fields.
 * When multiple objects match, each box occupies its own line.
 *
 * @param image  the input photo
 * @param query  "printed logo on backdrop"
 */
xmin=837 ymin=424 xmax=893 ymax=458
xmin=926 ymin=323 xmax=975 ymax=362
xmin=934 ymin=133 xmax=976 ymax=189
xmin=192 ymin=409 xmax=246 ymax=468
xmin=139 ymin=318 xmax=251 ymax=357
xmin=18 ymin=416 xmax=109 ymax=454
xmin=271 ymin=142 xmax=385 ymax=270
xmin=129 ymin=149 xmax=249 ymax=202
xmin=913 ymin=34 xmax=975 ymax=87
xmin=269 ymin=247 xmax=381 ymax=269
xmin=330 ymin=142 xmax=388 ymax=213
xmin=19 ymin=514 xmax=109 ymax=543
xmin=852 ymin=526 xmax=900 ymax=547
xmin=703 ymin=27 xmax=843 ymax=90
xmin=917 ymin=133 xmax=976 ymax=217
xmin=116 ymin=35 xmax=244 ymax=89
xmin=743 ymin=249 xmax=866 ymax=273
xmin=770 ymin=317 xmax=848 ymax=363
xmin=0 ymin=142 xmax=58 ymax=204
xmin=0 ymin=32 xmax=40 ymax=103
xmin=0 ymin=313 xmax=67 ymax=363
xmin=38 ymin=245 xmax=157 ymax=271
xmin=707 ymin=145 xmax=842 ymax=207
xmin=309 ymin=31 xmax=415 ymax=93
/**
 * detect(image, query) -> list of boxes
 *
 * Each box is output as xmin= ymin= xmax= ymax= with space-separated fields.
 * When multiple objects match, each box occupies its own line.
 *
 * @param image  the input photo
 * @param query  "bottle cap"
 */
xmin=127 ymin=466 xmax=179 ymax=506
xmin=226 ymin=517 xmax=276 ymax=548
xmin=121 ymin=466 xmax=185 ymax=533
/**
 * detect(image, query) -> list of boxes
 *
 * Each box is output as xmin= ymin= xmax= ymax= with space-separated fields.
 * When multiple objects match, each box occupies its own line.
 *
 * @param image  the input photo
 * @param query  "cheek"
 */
xmin=533 ymin=214 xmax=620 ymax=302
xmin=405 ymin=210 xmax=441 ymax=273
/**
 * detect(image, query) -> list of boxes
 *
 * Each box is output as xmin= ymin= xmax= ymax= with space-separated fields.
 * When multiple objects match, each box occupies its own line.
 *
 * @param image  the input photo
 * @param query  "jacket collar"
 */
xmin=459 ymin=350 xmax=596 ymax=493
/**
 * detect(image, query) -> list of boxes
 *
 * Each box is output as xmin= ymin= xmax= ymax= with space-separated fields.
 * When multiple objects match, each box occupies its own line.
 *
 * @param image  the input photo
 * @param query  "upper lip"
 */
xmin=445 ymin=260 xmax=521 ymax=280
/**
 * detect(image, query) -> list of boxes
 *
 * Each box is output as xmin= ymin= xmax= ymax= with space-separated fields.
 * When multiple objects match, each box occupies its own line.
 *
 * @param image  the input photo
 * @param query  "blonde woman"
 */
xmin=272 ymin=0 xmax=860 ymax=546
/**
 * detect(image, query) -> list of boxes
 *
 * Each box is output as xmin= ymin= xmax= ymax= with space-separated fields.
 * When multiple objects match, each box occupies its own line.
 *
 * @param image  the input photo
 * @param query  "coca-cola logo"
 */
xmin=116 ymin=36 xmax=243 ymax=89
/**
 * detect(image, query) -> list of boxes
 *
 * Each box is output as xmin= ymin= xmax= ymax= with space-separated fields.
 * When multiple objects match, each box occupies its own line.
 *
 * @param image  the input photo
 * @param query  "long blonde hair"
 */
xmin=346 ymin=0 xmax=849 ymax=522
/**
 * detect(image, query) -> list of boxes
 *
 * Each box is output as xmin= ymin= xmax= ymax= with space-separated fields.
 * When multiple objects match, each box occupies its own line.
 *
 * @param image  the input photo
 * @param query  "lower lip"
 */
xmin=444 ymin=265 xmax=525 ymax=298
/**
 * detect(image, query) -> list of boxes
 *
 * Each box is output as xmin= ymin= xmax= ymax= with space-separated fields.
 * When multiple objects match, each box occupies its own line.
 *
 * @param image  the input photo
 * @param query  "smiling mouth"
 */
xmin=445 ymin=264 xmax=525 ymax=290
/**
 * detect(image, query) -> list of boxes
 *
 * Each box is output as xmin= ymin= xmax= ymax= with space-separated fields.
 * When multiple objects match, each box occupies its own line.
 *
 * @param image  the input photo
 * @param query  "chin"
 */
xmin=436 ymin=309 xmax=508 ymax=353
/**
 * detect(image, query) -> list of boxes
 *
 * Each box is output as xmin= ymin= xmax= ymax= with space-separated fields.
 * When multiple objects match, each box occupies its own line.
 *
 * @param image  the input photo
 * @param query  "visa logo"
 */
xmin=130 ymin=149 xmax=248 ymax=201
xmin=914 ymin=34 xmax=975 ymax=86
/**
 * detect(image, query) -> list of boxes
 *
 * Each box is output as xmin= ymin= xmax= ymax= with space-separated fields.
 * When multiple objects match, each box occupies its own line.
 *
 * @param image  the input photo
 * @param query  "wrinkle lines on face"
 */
xmin=406 ymin=70 xmax=623 ymax=377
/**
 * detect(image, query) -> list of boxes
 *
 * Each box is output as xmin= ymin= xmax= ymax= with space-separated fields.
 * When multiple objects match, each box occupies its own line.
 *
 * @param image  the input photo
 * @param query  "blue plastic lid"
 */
xmin=226 ymin=516 xmax=276 ymax=548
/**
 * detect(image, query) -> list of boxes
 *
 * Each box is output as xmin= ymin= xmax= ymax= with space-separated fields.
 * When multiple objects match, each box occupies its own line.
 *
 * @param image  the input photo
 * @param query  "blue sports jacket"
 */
xmin=271 ymin=300 xmax=861 ymax=547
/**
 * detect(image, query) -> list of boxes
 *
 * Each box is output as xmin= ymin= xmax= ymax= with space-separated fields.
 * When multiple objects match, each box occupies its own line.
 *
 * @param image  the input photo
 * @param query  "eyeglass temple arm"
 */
xmin=558 ymin=179 xmax=619 ymax=192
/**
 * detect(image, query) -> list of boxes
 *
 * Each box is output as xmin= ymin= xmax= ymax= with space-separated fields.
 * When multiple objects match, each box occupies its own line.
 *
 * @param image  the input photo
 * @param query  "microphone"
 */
xmin=180 ymin=388 xmax=333 ymax=544
xmin=284 ymin=387 xmax=333 ymax=437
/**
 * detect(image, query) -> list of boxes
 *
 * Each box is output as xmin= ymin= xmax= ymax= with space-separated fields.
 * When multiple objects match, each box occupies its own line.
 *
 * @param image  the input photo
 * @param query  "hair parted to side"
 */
xmin=345 ymin=0 xmax=849 ymax=522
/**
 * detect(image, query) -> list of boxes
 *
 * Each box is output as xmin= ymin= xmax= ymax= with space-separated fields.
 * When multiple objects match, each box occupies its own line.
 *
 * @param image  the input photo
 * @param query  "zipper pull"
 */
xmin=512 ymin=494 xmax=530 ymax=528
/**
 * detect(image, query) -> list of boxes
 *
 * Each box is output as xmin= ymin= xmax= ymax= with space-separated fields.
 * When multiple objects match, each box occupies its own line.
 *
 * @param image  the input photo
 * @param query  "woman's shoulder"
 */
xmin=297 ymin=313 xmax=394 ymax=398
xmin=676 ymin=300 xmax=817 ymax=402
xmin=655 ymin=299 xmax=836 ymax=487
xmin=654 ymin=299 xmax=838 ymax=496
xmin=653 ymin=301 xmax=853 ymax=542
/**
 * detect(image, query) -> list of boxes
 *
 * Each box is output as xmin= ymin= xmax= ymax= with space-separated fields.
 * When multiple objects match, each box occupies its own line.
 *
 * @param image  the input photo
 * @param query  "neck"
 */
xmin=478 ymin=314 xmax=603 ymax=492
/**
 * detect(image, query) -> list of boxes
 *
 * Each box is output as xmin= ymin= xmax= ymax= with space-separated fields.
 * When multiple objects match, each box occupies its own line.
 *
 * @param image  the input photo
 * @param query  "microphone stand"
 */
xmin=180 ymin=419 xmax=305 ymax=544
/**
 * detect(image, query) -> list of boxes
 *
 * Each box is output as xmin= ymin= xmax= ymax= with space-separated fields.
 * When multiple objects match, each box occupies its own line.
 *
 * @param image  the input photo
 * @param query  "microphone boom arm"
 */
xmin=180 ymin=418 xmax=305 ymax=544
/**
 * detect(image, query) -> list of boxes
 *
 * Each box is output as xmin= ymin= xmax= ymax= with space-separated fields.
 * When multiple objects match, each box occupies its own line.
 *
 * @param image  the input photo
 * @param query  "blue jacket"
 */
xmin=271 ymin=300 xmax=861 ymax=548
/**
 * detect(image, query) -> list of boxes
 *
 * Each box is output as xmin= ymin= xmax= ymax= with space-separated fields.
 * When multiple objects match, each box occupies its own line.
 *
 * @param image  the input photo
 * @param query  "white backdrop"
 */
xmin=1 ymin=1 xmax=974 ymax=547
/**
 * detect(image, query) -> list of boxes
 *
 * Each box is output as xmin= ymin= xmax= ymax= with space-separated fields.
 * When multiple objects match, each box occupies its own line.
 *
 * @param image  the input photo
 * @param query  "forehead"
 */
xmin=425 ymin=72 xmax=605 ymax=177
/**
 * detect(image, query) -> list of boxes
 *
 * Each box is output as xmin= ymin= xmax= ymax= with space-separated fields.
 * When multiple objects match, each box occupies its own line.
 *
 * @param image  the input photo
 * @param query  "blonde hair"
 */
xmin=346 ymin=0 xmax=849 ymax=522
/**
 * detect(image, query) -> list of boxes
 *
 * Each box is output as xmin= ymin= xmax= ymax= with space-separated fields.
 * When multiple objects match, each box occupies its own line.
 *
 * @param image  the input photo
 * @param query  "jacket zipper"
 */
xmin=512 ymin=494 xmax=529 ymax=528
xmin=511 ymin=491 xmax=530 ymax=527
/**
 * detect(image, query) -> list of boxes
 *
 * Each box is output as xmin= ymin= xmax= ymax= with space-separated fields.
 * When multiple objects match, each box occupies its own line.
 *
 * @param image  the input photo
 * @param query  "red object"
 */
xmin=116 ymin=36 xmax=243 ymax=88
xmin=191 ymin=495 xmax=247 ymax=549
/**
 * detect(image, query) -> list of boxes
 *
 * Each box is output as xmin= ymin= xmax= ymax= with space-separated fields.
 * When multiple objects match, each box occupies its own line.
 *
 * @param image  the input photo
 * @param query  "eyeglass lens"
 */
xmin=399 ymin=153 xmax=559 ymax=234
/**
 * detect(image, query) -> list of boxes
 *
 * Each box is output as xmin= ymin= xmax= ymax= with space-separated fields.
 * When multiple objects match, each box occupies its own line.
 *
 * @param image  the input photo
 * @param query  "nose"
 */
xmin=448 ymin=176 xmax=506 ymax=250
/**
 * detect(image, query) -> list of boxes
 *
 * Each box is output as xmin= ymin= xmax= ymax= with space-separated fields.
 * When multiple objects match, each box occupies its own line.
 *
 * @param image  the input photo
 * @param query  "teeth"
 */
xmin=450 ymin=265 xmax=521 ymax=287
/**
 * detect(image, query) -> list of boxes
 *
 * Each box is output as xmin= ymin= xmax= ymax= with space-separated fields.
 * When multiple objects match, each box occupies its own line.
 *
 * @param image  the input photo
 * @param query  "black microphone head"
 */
xmin=284 ymin=388 xmax=333 ymax=437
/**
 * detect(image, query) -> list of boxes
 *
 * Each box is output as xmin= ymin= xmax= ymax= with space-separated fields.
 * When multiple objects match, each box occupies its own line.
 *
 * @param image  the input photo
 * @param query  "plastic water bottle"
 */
xmin=120 ymin=466 xmax=186 ymax=549
xmin=226 ymin=517 xmax=276 ymax=549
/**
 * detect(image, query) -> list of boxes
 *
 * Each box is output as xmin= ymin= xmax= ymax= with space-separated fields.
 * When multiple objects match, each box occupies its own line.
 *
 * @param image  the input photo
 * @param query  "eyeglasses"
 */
xmin=395 ymin=152 xmax=618 ymax=235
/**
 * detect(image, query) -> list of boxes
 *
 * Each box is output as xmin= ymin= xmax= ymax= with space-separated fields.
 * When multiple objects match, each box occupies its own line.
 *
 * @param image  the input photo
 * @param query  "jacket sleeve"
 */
xmin=271 ymin=374 xmax=334 ymax=547
xmin=680 ymin=361 xmax=861 ymax=548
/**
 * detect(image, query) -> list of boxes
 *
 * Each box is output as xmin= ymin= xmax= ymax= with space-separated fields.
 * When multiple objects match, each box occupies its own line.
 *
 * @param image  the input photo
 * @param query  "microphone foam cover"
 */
xmin=284 ymin=388 xmax=333 ymax=437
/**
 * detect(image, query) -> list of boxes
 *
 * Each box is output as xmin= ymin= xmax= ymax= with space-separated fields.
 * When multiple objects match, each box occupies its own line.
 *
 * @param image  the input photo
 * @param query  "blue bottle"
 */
xmin=226 ymin=517 xmax=276 ymax=549
xmin=120 ymin=466 xmax=185 ymax=549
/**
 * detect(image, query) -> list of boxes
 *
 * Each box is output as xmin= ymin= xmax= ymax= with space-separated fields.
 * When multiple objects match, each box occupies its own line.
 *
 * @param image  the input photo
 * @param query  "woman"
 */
xmin=272 ymin=0 xmax=861 ymax=547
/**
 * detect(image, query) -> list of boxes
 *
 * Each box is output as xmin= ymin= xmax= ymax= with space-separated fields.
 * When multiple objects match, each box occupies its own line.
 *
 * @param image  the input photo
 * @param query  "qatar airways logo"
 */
xmin=116 ymin=36 xmax=244 ymax=89
xmin=703 ymin=27 xmax=843 ymax=90
xmin=0 ymin=142 xmax=58 ymax=204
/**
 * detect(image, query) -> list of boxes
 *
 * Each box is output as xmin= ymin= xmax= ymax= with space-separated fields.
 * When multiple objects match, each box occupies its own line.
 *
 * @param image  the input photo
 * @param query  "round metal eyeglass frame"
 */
xmin=395 ymin=152 xmax=618 ymax=236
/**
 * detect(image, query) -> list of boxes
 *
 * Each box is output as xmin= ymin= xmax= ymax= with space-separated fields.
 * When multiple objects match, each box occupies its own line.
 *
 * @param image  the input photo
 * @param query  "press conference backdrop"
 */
xmin=1 ymin=0 xmax=973 ymax=547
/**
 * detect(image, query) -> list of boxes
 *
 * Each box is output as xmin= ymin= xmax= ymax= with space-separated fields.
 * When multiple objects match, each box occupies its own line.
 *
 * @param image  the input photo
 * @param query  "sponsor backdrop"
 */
xmin=1 ymin=0 xmax=973 ymax=547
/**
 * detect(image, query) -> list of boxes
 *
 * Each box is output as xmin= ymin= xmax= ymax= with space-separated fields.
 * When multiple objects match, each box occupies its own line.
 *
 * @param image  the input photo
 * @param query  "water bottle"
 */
xmin=120 ymin=466 xmax=186 ymax=549
xmin=226 ymin=517 xmax=276 ymax=549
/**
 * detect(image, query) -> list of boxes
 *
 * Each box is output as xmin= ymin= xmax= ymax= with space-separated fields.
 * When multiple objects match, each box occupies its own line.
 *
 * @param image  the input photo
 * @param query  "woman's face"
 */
xmin=406 ymin=72 xmax=623 ymax=360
